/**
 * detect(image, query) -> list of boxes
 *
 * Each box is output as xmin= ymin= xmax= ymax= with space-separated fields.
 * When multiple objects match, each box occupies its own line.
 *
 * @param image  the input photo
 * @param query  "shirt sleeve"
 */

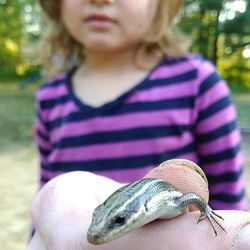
xmin=193 ymin=60 xmax=248 ymax=210
xmin=34 ymin=89 xmax=52 ymax=187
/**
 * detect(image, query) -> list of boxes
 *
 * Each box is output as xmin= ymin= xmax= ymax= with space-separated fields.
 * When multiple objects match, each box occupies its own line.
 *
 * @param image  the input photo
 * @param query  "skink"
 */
xmin=87 ymin=177 xmax=226 ymax=245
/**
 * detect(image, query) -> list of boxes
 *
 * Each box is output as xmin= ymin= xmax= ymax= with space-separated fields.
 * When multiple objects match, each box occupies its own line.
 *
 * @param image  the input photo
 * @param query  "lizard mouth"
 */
xmin=87 ymin=229 xmax=106 ymax=245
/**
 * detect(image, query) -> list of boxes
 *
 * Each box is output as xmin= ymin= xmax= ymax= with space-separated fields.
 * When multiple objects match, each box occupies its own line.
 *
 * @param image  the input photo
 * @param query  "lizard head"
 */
xmin=87 ymin=180 xmax=151 ymax=245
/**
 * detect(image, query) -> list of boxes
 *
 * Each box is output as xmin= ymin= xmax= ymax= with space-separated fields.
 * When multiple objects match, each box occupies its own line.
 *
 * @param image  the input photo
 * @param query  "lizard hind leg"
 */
xmin=203 ymin=206 xmax=227 ymax=236
xmin=176 ymin=192 xmax=226 ymax=236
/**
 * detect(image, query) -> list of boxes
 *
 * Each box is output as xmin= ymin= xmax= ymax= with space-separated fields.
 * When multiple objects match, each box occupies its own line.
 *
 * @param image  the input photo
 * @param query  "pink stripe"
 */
xmin=49 ymin=133 xmax=193 ymax=162
xmin=41 ymin=155 xmax=49 ymax=165
xmin=199 ymin=130 xmax=240 ymax=155
xmin=47 ymin=72 xmax=67 ymax=83
xmin=149 ymin=57 xmax=214 ymax=82
xmin=197 ymin=60 xmax=217 ymax=83
xmin=44 ymin=101 xmax=79 ymax=122
xmin=197 ymin=80 xmax=229 ymax=111
xmin=149 ymin=60 xmax=195 ymax=80
xmin=175 ymin=153 xmax=199 ymax=164
xmin=209 ymin=198 xmax=248 ymax=210
xmin=203 ymin=152 xmax=243 ymax=175
xmin=195 ymin=105 xmax=236 ymax=134
xmin=36 ymin=135 xmax=51 ymax=150
xmin=210 ymin=176 xmax=245 ymax=195
xmin=95 ymin=166 xmax=154 ymax=183
xmin=50 ymin=109 xmax=192 ymax=143
xmin=126 ymin=80 xmax=196 ymax=104
xmin=38 ymin=84 xmax=68 ymax=101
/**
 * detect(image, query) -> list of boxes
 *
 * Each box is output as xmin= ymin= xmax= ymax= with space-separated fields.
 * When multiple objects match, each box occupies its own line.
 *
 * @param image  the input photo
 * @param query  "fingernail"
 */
xmin=160 ymin=159 xmax=208 ymax=183
xmin=234 ymin=223 xmax=250 ymax=250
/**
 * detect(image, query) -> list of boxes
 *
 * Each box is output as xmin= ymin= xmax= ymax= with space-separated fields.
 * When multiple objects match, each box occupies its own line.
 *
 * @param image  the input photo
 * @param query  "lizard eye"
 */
xmin=108 ymin=213 xmax=127 ymax=229
xmin=114 ymin=214 xmax=126 ymax=225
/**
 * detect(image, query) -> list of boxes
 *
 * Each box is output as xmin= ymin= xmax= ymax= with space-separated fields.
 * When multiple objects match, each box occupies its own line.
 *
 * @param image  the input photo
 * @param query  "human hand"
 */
xmin=27 ymin=161 xmax=250 ymax=250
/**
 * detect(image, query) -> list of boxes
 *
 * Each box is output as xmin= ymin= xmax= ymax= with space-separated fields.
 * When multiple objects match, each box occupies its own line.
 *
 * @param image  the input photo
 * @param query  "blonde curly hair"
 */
xmin=39 ymin=0 xmax=191 ymax=77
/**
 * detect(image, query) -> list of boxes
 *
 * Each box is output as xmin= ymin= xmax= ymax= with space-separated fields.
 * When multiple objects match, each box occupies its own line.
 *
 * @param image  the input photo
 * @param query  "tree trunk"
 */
xmin=212 ymin=10 xmax=221 ymax=65
xmin=198 ymin=7 xmax=208 ymax=58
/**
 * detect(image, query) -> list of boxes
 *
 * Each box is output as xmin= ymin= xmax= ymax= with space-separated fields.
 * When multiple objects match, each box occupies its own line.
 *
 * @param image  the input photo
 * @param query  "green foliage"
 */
xmin=0 ymin=0 xmax=40 ymax=81
xmin=223 ymin=8 xmax=250 ymax=35
xmin=0 ymin=1 xmax=23 ymax=69
xmin=180 ymin=0 xmax=250 ymax=87
xmin=199 ymin=0 xmax=223 ymax=11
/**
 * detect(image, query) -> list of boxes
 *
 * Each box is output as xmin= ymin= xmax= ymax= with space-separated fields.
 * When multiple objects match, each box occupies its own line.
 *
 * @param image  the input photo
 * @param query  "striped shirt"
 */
xmin=35 ymin=54 xmax=247 ymax=210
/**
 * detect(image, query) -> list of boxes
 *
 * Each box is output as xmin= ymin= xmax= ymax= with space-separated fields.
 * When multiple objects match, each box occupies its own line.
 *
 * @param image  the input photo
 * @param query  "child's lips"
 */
xmin=84 ymin=14 xmax=116 ymax=29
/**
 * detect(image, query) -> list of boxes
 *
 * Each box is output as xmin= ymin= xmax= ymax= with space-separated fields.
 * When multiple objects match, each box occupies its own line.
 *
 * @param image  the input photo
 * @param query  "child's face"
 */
xmin=61 ymin=0 xmax=154 ymax=53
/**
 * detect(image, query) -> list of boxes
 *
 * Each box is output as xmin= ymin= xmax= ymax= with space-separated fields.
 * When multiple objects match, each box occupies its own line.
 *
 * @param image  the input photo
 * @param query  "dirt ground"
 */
xmin=0 ymin=136 xmax=250 ymax=250
xmin=0 ymin=145 xmax=38 ymax=250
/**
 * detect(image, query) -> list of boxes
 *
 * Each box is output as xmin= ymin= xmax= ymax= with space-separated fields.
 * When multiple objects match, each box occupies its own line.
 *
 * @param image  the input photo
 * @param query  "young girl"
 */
xmin=36 ymin=0 xmax=247 ymax=210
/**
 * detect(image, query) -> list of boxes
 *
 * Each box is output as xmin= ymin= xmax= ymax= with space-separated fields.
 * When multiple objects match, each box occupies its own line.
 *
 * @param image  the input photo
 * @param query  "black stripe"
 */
xmin=197 ymin=96 xmax=232 ymax=122
xmin=162 ymin=55 xmax=201 ymax=66
xmin=37 ymin=129 xmax=49 ymax=142
xmin=137 ymin=69 xmax=197 ymax=91
xmin=200 ymin=144 xmax=241 ymax=163
xmin=40 ymin=95 xmax=69 ymax=109
xmin=207 ymin=166 xmax=243 ymax=184
xmin=37 ymin=113 xmax=45 ymax=123
xmin=47 ymin=97 xmax=195 ymax=131
xmin=38 ymin=76 xmax=68 ymax=91
xmin=198 ymin=72 xmax=221 ymax=96
xmin=196 ymin=120 xmax=237 ymax=143
xmin=210 ymin=189 xmax=245 ymax=203
xmin=38 ymin=146 xmax=50 ymax=156
xmin=41 ymin=175 xmax=50 ymax=184
xmin=41 ymin=163 xmax=48 ymax=170
xmin=43 ymin=143 xmax=196 ymax=172
xmin=53 ymin=125 xmax=190 ymax=148
xmin=118 ymin=97 xmax=195 ymax=113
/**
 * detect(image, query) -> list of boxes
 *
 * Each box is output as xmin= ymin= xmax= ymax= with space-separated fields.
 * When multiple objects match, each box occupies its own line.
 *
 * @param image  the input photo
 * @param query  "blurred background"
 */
xmin=0 ymin=0 xmax=249 ymax=249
